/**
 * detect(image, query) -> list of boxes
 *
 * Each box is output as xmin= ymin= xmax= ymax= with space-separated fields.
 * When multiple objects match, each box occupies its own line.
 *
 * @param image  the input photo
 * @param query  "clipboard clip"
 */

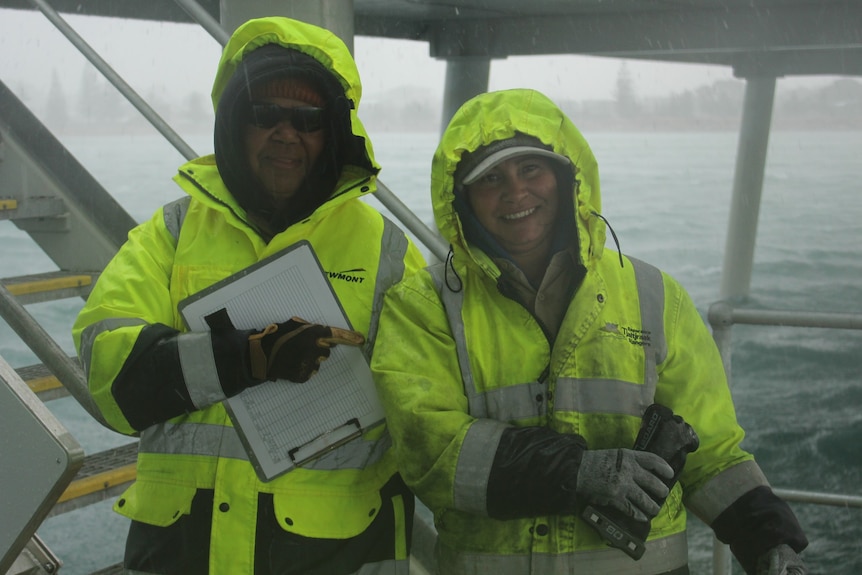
xmin=288 ymin=418 xmax=363 ymax=467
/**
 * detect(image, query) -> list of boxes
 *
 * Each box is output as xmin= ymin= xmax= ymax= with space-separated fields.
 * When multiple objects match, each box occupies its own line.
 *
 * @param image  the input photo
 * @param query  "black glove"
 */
xmin=247 ymin=317 xmax=364 ymax=383
xmin=575 ymin=448 xmax=674 ymax=522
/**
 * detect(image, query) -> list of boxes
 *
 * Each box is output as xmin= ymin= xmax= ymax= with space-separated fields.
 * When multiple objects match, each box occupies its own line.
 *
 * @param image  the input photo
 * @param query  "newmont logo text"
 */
xmin=327 ymin=268 xmax=367 ymax=284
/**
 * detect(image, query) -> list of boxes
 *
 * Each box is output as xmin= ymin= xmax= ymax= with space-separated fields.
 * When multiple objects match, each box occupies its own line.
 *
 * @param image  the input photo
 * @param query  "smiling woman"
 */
xmin=456 ymin=138 xmax=570 ymax=286
xmin=370 ymin=87 xmax=811 ymax=575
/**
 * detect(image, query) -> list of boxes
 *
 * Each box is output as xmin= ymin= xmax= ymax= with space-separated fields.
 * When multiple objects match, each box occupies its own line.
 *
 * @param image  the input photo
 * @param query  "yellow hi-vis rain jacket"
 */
xmin=371 ymin=89 xmax=770 ymax=574
xmin=72 ymin=17 xmax=425 ymax=575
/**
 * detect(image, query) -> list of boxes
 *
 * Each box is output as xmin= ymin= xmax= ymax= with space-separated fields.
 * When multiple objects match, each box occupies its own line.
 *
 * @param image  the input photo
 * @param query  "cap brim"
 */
xmin=461 ymin=146 xmax=570 ymax=186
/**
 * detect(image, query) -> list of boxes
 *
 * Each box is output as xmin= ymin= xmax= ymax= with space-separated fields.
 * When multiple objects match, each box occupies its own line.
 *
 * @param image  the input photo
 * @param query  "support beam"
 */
xmin=220 ymin=0 xmax=354 ymax=52
xmin=441 ymin=57 xmax=491 ymax=133
xmin=427 ymin=5 xmax=862 ymax=61
xmin=719 ymin=76 xmax=776 ymax=300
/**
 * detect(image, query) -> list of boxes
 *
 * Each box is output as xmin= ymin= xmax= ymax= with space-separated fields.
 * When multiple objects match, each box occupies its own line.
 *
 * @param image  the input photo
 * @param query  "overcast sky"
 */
xmin=0 ymin=7 xmax=842 ymax=109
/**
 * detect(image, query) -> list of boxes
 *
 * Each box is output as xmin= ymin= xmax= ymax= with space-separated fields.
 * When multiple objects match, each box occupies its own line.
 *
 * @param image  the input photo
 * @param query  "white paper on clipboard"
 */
xmin=178 ymin=241 xmax=384 ymax=482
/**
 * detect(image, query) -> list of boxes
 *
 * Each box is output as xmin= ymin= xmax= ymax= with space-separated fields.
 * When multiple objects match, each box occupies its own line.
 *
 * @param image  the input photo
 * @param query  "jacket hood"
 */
xmin=210 ymin=17 xmax=378 ymax=231
xmin=431 ymin=89 xmax=605 ymax=277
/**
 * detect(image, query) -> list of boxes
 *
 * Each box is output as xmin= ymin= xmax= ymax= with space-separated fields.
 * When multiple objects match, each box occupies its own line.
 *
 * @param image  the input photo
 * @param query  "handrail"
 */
xmin=0 ymin=284 xmax=108 ymax=428
xmin=375 ymin=179 xmax=448 ymax=261
xmin=708 ymin=301 xmax=862 ymax=330
xmin=707 ymin=300 xmax=862 ymax=575
xmin=174 ymin=0 xmax=230 ymax=45
xmin=774 ymin=488 xmax=862 ymax=509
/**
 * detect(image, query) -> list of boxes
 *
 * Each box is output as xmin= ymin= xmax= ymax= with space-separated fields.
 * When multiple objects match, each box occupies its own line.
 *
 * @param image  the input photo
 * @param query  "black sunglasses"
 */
xmin=245 ymin=102 xmax=325 ymax=132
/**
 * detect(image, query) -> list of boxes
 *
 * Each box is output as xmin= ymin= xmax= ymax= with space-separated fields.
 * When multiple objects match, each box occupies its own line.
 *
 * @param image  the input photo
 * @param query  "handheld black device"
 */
xmin=580 ymin=403 xmax=699 ymax=559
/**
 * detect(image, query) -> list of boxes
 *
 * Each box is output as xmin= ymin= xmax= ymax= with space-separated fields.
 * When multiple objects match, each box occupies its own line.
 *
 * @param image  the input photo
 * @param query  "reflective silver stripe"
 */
xmin=427 ymin=263 xmax=484 ymax=417
xmin=177 ymin=331 xmax=226 ymax=409
xmin=630 ymin=256 xmax=667 ymax=401
xmin=454 ymin=419 xmax=508 ymax=514
xmin=162 ymin=196 xmax=191 ymax=242
xmin=685 ymin=459 xmax=769 ymax=524
xmin=139 ymin=420 xmax=388 ymax=470
xmin=139 ymin=421 xmax=248 ymax=460
xmin=365 ymin=215 xmax=409 ymax=360
xmin=482 ymin=380 xmax=546 ymax=421
xmin=554 ymin=376 xmax=650 ymax=416
xmin=78 ymin=317 xmax=147 ymax=378
xmin=438 ymin=530 xmax=688 ymax=574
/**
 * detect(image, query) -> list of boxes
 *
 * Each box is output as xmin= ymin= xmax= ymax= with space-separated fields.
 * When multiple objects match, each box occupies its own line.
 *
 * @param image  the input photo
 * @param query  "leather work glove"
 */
xmin=756 ymin=544 xmax=807 ymax=575
xmin=575 ymin=448 xmax=674 ymax=522
xmin=247 ymin=317 xmax=364 ymax=383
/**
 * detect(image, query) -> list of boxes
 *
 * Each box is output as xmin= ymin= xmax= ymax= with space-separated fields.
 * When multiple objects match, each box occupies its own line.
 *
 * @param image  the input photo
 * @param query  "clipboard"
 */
xmin=179 ymin=241 xmax=385 ymax=481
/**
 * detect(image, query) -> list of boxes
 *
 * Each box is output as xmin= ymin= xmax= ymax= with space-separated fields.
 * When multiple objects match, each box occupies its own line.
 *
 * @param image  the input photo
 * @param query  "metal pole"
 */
xmin=442 ymin=57 xmax=491 ymax=134
xmin=713 ymin=536 xmax=733 ymax=575
xmin=774 ymin=488 xmax=862 ymax=508
xmin=27 ymin=0 xmax=198 ymax=162
xmin=173 ymin=0 xmax=230 ymax=45
xmin=0 ymin=285 xmax=109 ymax=429
xmin=376 ymin=180 xmax=448 ymax=262
xmin=719 ymin=76 xmax=776 ymax=300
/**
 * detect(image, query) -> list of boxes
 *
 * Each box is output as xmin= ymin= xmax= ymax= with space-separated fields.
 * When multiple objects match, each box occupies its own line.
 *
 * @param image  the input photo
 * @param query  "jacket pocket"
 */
xmin=272 ymin=489 xmax=382 ymax=539
xmin=114 ymin=481 xmax=197 ymax=527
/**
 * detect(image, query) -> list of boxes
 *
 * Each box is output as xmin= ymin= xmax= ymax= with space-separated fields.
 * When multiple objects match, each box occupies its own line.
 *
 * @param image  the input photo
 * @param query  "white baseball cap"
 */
xmin=458 ymin=135 xmax=571 ymax=187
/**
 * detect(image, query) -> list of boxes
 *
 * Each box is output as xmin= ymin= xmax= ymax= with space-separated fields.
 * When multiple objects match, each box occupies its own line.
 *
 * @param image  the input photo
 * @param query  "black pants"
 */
xmin=124 ymin=475 xmax=414 ymax=575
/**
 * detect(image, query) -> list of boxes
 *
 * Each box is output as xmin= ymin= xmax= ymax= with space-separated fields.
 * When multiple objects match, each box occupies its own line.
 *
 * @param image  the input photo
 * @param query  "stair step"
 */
xmin=0 ymin=195 xmax=67 ymax=220
xmin=0 ymin=198 xmax=18 ymax=211
xmin=16 ymin=361 xmax=71 ymax=401
xmin=2 ymin=270 xmax=97 ymax=304
xmin=49 ymin=442 xmax=138 ymax=517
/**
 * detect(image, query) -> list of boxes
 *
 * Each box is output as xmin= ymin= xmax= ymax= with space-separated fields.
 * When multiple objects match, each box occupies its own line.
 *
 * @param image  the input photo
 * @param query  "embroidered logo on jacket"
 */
xmin=326 ymin=268 xmax=367 ymax=284
xmin=600 ymin=323 xmax=651 ymax=347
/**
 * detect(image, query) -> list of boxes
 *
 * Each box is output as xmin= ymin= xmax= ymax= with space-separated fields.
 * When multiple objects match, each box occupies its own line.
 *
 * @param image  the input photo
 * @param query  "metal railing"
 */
xmin=707 ymin=301 xmax=862 ymax=574
xmin=0 ymin=284 xmax=106 ymax=427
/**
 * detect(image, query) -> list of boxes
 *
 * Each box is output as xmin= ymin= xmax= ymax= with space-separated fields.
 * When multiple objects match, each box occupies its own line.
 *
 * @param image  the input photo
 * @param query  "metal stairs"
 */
xmin=0 ymin=78 xmax=137 ymax=573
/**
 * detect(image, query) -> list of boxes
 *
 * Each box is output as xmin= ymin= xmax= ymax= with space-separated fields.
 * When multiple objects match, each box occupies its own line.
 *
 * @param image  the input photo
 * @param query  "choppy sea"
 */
xmin=1 ymin=129 xmax=860 ymax=574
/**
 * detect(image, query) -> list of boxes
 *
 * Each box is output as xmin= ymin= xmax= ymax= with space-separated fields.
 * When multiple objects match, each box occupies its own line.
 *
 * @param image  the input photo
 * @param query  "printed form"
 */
xmin=179 ymin=241 xmax=384 ymax=481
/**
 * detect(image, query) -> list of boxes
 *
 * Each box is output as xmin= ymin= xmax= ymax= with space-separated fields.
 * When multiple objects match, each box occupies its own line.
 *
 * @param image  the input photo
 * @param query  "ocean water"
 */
xmin=1 ymin=129 xmax=860 ymax=574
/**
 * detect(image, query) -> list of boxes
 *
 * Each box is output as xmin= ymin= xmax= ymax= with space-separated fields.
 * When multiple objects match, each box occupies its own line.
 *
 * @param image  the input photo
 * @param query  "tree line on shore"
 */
xmin=16 ymin=63 xmax=862 ymax=135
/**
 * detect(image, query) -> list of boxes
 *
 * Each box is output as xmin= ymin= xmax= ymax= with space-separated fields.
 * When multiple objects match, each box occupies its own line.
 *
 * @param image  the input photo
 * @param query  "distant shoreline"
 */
xmin=52 ymin=120 xmax=862 ymax=137
xmin=30 ymin=76 xmax=862 ymax=137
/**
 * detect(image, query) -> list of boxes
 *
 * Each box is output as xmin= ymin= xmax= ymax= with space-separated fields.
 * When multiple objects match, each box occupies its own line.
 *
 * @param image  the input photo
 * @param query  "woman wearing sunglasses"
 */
xmin=72 ymin=16 xmax=425 ymax=575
